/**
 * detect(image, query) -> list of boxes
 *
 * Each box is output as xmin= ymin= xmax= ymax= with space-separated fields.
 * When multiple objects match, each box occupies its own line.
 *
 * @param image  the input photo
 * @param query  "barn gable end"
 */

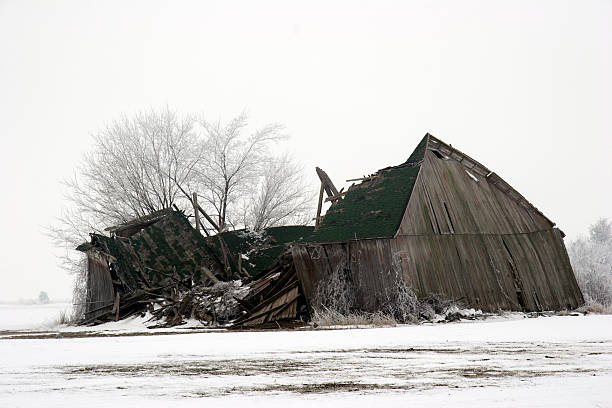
xmin=392 ymin=135 xmax=583 ymax=311
xmin=397 ymin=136 xmax=552 ymax=236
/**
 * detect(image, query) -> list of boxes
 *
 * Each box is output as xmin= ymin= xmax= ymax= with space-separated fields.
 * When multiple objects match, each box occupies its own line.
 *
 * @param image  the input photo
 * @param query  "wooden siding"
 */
xmin=397 ymin=150 xmax=552 ymax=236
xmin=293 ymin=228 xmax=582 ymax=313
xmin=389 ymin=149 xmax=583 ymax=311
xmin=293 ymin=239 xmax=397 ymax=311
xmin=391 ymin=229 xmax=583 ymax=311
xmin=84 ymin=251 xmax=115 ymax=319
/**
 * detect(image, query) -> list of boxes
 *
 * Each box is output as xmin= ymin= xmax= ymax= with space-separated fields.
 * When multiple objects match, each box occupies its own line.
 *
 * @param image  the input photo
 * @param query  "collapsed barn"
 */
xmin=76 ymin=210 xmax=312 ymax=326
xmin=76 ymin=133 xmax=583 ymax=326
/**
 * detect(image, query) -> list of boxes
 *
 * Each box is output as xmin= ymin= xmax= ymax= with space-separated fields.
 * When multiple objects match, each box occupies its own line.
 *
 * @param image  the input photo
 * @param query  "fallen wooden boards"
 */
xmin=81 ymin=287 xmax=166 ymax=325
xmin=79 ymin=250 xmax=307 ymax=328
xmin=233 ymin=252 xmax=303 ymax=327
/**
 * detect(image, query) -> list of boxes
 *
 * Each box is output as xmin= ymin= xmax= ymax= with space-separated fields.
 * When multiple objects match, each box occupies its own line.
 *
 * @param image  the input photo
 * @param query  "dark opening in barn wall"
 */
xmin=442 ymin=201 xmax=455 ymax=234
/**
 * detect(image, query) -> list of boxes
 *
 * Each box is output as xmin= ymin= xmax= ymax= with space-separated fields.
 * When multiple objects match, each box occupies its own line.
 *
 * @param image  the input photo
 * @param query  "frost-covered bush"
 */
xmin=311 ymin=253 xmax=458 ymax=325
xmin=312 ymin=261 xmax=355 ymax=316
xmin=380 ymin=268 xmax=419 ymax=323
xmin=568 ymin=218 xmax=612 ymax=307
xmin=71 ymin=257 xmax=88 ymax=323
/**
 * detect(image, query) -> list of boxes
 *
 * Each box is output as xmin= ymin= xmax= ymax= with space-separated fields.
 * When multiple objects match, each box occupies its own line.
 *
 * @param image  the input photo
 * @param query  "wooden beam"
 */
xmin=315 ymin=167 xmax=339 ymax=197
xmin=192 ymin=192 xmax=200 ymax=233
xmin=201 ymin=266 xmax=220 ymax=284
xmin=324 ymin=190 xmax=348 ymax=202
xmin=173 ymin=179 xmax=220 ymax=232
xmin=218 ymin=235 xmax=231 ymax=280
xmin=315 ymin=183 xmax=324 ymax=229
xmin=346 ymin=175 xmax=378 ymax=182
xmin=114 ymin=292 xmax=120 ymax=322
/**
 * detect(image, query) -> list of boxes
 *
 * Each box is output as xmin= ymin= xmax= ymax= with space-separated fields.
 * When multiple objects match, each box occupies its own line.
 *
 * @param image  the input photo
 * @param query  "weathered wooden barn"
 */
xmin=292 ymin=134 xmax=583 ymax=313
xmin=76 ymin=133 xmax=583 ymax=325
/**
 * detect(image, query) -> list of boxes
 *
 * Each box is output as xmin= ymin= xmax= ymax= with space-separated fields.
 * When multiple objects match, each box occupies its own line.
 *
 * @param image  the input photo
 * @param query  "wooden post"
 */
xmin=174 ymin=180 xmax=220 ymax=232
xmin=114 ymin=292 xmax=120 ymax=322
xmin=315 ymin=183 xmax=324 ymax=229
xmin=218 ymin=235 xmax=231 ymax=280
xmin=192 ymin=192 xmax=200 ymax=233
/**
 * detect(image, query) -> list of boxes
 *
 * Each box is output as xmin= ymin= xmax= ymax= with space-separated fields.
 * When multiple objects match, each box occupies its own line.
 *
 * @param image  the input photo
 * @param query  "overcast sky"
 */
xmin=1 ymin=0 xmax=611 ymax=302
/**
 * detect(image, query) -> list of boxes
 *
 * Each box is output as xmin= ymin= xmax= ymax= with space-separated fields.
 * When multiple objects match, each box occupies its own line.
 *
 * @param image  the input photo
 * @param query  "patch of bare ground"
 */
xmin=55 ymin=342 xmax=610 ymax=399
xmin=62 ymin=359 xmax=321 ymax=377
xmin=190 ymin=382 xmax=431 ymax=397
xmin=444 ymin=367 xmax=596 ymax=379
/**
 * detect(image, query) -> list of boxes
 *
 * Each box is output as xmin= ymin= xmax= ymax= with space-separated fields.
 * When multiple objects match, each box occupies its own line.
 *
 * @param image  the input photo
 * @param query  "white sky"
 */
xmin=1 ymin=0 xmax=611 ymax=302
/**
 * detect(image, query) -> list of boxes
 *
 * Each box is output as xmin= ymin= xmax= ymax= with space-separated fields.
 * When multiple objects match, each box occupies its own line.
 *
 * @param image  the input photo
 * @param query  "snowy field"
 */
xmin=0 ymin=302 xmax=71 ymax=330
xmin=0 ymin=307 xmax=611 ymax=408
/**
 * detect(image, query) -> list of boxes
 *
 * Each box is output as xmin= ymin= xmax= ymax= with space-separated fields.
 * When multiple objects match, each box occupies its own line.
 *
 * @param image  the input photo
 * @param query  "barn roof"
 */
xmin=205 ymin=225 xmax=314 ymax=277
xmin=77 ymin=211 xmax=216 ymax=289
xmin=78 ymin=208 xmax=314 ymax=285
xmin=307 ymin=133 xmax=555 ymax=243
xmin=307 ymin=134 xmax=428 ymax=242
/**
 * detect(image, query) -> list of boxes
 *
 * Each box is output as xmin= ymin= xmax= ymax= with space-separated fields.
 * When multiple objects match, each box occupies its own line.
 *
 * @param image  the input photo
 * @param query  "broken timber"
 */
xmin=315 ymin=166 xmax=343 ymax=229
xmin=316 ymin=166 xmax=339 ymax=198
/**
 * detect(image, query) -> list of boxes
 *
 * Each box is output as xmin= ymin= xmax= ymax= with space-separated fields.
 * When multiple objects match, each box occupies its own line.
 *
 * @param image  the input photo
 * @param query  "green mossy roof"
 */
xmin=307 ymin=135 xmax=428 ymax=242
xmin=205 ymin=225 xmax=314 ymax=278
xmin=78 ymin=211 xmax=217 ymax=290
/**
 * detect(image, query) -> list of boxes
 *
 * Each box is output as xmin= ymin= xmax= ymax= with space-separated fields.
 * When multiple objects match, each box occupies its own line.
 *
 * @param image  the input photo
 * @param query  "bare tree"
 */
xmin=195 ymin=113 xmax=301 ymax=230
xmin=67 ymin=107 xmax=201 ymax=225
xmin=242 ymin=154 xmax=313 ymax=231
xmin=48 ymin=107 xmax=202 ymax=318
xmin=50 ymin=109 xmax=315 ymax=318
xmin=49 ymin=106 xmax=202 ymax=261
xmin=568 ymin=218 xmax=612 ymax=307
xmin=53 ymin=109 xmax=314 ymax=247
xmin=590 ymin=218 xmax=612 ymax=244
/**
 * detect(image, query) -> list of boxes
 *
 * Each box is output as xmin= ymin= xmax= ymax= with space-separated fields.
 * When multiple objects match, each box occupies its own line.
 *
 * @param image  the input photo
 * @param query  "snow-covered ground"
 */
xmin=0 ymin=310 xmax=611 ymax=408
xmin=0 ymin=302 xmax=71 ymax=330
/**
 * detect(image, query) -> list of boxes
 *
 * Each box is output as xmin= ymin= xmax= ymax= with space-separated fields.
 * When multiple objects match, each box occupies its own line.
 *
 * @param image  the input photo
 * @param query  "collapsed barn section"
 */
xmin=76 ymin=211 xmax=312 ymax=326
xmin=76 ymin=133 xmax=583 ymax=327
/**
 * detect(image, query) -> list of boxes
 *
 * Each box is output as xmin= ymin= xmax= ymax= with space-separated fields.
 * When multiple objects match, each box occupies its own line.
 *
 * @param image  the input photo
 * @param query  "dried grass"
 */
xmin=575 ymin=301 xmax=612 ymax=315
xmin=310 ymin=308 xmax=397 ymax=327
xmin=53 ymin=309 xmax=73 ymax=326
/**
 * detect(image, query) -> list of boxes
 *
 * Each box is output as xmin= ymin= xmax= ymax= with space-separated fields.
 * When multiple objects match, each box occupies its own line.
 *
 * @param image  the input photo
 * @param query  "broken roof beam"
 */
xmin=346 ymin=175 xmax=379 ymax=182
xmin=104 ymin=208 xmax=174 ymax=237
xmin=173 ymin=180 xmax=220 ymax=232
xmin=315 ymin=184 xmax=324 ymax=229
xmin=315 ymin=166 xmax=340 ymax=198
xmin=324 ymin=189 xmax=348 ymax=203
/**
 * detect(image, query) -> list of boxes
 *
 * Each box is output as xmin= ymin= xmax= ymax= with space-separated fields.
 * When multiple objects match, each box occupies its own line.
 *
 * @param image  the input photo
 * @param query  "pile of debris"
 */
xmin=79 ymin=251 xmax=308 ymax=328
xmin=233 ymin=251 xmax=306 ymax=327
xmin=151 ymin=280 xmax=250 ymax=326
